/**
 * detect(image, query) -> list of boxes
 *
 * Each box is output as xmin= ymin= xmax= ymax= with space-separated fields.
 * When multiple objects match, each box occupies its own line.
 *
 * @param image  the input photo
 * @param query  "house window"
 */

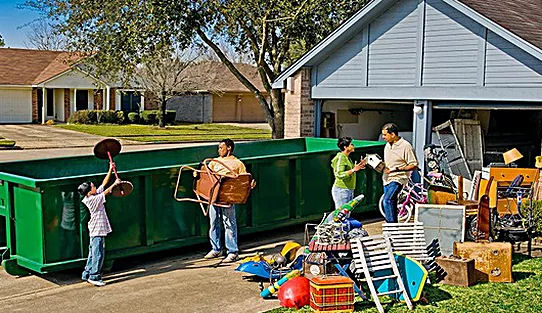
xmin=76 ymin=90 xmax=88 ymax=111
xmin=121 ymin=91 xmax=142 ymax=112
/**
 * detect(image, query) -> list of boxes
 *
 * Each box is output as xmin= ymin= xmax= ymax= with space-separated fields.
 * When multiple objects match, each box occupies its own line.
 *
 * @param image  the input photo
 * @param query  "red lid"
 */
xmin=310 ymin=275 xmax=353 ymax=285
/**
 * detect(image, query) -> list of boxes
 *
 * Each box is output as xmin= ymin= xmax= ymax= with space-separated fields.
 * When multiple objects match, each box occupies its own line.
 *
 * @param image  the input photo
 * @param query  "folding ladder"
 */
xmin=350 ymin=235 xmax=413 ymax=313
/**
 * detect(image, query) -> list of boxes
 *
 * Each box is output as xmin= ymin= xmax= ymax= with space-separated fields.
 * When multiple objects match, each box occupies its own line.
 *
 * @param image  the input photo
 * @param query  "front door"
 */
xmin=46 ymin=88 xmax=54 ymax=118
xmin=76 ymin=90 xmax=88 ymax=111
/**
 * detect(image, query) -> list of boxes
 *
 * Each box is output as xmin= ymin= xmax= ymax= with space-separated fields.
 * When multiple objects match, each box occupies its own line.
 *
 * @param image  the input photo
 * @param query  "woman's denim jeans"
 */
xmin=331 ymin=186 xmax=354 ymax=209
xmin=209 ymin=205 xmax=238 ymax=254
xmin=82 ymin=236 xmax=105 ymax=281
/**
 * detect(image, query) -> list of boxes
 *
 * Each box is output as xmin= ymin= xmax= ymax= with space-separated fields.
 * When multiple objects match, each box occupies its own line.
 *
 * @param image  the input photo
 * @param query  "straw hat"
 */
xmin=503 ymin=148 xmax=523 ymax=165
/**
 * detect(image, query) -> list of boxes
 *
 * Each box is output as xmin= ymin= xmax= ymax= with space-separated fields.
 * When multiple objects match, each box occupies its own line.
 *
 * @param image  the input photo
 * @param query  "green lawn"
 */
xmin=56 ymin=123 xmax=271 ymax=142
xmin=266 ymin=254 xmax=542 ymax=313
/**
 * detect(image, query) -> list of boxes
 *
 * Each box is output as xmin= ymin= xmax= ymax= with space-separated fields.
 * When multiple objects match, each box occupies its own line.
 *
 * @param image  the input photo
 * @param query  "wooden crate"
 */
xmin=453 ymin=242 xmax=513 ymax=283
xmin=435 ymin=256 xmax=477 ymax=287
xmin=310 ymin=275 xmax=354 ymax=312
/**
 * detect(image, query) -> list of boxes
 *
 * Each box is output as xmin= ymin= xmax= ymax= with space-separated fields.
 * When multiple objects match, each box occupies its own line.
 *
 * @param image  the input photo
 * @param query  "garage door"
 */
xmin=240 ymin=95 xmax=266 ymax=122
xmin=212 ymin=95 xmax=237 ymax=122
xmin=0 ymin=89 xmax=32 ymax=123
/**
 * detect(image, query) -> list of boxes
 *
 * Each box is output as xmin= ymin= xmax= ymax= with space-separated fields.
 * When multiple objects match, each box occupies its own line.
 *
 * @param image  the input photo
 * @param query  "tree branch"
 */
xmin=196 ymin=28 xmax=274 ymax=124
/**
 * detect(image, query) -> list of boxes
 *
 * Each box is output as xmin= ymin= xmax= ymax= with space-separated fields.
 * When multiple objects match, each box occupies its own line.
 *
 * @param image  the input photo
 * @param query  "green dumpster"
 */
xmin=0 ymin=137 xmax=384 ymax=275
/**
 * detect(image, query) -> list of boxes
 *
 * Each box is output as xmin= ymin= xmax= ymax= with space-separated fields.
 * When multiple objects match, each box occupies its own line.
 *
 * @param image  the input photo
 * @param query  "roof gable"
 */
xmin=273 ymin=0 xmax=542 ymax=88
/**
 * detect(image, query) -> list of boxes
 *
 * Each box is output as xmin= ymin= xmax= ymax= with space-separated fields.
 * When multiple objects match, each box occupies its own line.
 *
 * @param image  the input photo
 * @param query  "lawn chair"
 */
xmin=174 ymin=158 xmax=253 ymax=215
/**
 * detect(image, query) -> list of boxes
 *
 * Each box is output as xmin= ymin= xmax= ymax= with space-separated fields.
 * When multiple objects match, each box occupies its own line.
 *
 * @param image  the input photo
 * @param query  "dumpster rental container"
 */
xmin=0 ymin=138 xmax=384 ymax=275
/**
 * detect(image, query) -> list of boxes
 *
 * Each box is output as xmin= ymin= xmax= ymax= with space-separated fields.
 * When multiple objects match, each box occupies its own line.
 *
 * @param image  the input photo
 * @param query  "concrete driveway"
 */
xmin=0 ymin=218 xmax=385 ymax=313
xmin=0 ymin=124 xmax=142 ymax=149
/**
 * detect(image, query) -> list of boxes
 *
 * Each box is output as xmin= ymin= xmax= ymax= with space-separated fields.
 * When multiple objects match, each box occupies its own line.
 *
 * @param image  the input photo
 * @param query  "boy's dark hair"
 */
xmin=337 ymin=137 xmax=353 ymax=151
xmin=78 ymin=182 xmax=92 ymax=197
xmin=382 ymin=123 xmax=399 ymax=136
xmin=220 ymin=138 xmax=235 ymax=153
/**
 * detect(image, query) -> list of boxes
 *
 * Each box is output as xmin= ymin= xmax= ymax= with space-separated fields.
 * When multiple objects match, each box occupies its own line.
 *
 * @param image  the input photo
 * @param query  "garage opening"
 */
xmin=321 ymin=100 xmax=413 ymax=141
xmin=431 ymin=107 xmax=542 ymax=169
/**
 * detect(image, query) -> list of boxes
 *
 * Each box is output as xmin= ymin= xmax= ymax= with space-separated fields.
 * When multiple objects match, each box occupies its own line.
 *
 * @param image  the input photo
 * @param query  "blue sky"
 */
xmin=0 ymin=0 xmax=43 ymax=48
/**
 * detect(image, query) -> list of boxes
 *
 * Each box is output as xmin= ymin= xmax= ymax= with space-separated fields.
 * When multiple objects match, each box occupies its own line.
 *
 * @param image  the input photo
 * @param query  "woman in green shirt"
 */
xmin=330 ymin=137 xmax=366 ymax=209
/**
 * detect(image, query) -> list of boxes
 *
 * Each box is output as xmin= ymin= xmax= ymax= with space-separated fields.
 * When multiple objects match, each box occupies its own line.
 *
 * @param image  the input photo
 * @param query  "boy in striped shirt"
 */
xmin=78 ymin=163 xmax=120 ymax=287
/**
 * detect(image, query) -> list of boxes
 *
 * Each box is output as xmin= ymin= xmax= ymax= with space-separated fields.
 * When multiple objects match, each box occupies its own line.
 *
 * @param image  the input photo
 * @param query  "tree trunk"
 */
xmin=159 ymin=94 xmax=166 ymax=128
xmin=270 ymin=89 xmax=284 ymax=139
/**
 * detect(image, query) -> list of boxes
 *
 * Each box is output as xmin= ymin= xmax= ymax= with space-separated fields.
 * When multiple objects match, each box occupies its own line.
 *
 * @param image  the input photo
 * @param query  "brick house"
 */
xmin=162 ymin=61 xmax=267 ymax=123
xmin=0 ymin=48 xmax=142 ymax=123
xmin=273 ymin=0 xmax=542 ymax=170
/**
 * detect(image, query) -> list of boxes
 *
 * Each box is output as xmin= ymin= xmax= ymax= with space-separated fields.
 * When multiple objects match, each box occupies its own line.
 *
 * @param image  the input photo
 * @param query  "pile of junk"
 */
xmin=236 ymin=194 xmax=428 ymax=313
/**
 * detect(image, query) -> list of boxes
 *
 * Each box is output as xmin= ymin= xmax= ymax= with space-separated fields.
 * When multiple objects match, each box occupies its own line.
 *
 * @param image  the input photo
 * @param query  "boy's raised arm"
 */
xmin=101 ymin=163 xmax=114 ymax=189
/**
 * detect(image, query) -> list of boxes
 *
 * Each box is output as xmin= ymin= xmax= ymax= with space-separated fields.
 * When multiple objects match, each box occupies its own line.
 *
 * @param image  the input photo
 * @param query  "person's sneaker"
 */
xmin=204 ymin=250 xmax=222 ymax=259
xmin=223 ymin=253 xmax=239 ymax=263
xmin=87 ymin=279 xmax=106 ymax=287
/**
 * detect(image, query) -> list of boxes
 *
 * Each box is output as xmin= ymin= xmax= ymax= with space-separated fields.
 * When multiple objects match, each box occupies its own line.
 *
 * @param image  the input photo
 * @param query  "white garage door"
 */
xmin=0 ymin=89 xmax=32 ymax=123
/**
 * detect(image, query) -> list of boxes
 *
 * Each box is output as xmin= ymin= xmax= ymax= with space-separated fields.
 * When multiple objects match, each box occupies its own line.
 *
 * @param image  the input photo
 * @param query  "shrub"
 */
xmin=87 ymin=110 xmax=97 ymax=123
xmin=153 ymin=110 xmax=176 ymax=125
xmin=166 ymin=110 xmax=177 ymax=124
xmin=97 ymin=110 xmax=117 ymax=124
xmin=127 ymin=112 xmax=140 ymax=124
xmin=141 ymin=110 xmax=158 ymax=125
xmin=115 ymin=111 xmax=125 ymax=124
xmin=68 ymin=110 xmax=91 ymax=124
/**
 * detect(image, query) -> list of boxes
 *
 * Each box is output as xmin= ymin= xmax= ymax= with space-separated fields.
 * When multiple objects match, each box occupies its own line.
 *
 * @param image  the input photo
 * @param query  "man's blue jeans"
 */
xmin=331 ymin=186 xmax=354 ymax=209
xmin=82 ymin=236 xmax=105 ymax=281
xmin=383 ymin=182 xmax=402 ymax=223
xmin=209 ymin=205 xmax=238 ymax=254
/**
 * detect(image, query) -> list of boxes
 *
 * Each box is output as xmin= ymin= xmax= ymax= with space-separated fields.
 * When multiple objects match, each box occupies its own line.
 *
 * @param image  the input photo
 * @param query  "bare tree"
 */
xmin=24 ymin=20 xmax=66 ymax=50
xmin=137 ymin=48 xmax=222 ymax=127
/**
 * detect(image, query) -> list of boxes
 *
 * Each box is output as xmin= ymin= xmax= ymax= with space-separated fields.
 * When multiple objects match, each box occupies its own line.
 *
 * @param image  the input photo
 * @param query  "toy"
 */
xmin=278 ymin=276 xmax=310 ymax=309
xmin=260 ymin=269 xmax=300 ymax=298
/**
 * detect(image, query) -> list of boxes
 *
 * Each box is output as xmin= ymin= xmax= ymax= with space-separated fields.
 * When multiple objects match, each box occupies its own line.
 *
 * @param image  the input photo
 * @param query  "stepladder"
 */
xmin=350 ymin=235 xmax=413 ymax=313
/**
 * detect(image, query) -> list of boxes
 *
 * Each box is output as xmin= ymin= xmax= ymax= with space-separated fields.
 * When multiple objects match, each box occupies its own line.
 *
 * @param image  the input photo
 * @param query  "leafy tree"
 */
xmin=0 ymin=34 xmax=5 ymax=47
xmin=195 ymin=0 xmax=369 ymax=138
xmin=25 ymin=0 xmax=368 ymax=138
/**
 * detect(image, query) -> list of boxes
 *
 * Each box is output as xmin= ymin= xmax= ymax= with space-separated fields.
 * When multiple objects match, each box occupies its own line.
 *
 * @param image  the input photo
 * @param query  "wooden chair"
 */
xmin=174 ymin=158 xmax=253 ymax=215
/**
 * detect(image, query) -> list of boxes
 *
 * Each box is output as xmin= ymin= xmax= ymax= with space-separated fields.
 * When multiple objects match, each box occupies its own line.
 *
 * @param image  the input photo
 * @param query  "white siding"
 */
xmin=367 ymin=0 xmax=419 ymax=86
xmin=0 ymin=88 xmax=32 ymax=123
xmin=422 ymin=0 xmax=483 ymax=86
xmin=44 ymin=70 xmax=99 ymax=89
xmin=485 ymin=31 xmax=542 ymax=87
xmin=316 ymin=33 xmax=365 ymax=87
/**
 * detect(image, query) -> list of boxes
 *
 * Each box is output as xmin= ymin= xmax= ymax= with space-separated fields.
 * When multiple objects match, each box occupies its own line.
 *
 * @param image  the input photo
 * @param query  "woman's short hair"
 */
xmin=337 ymin=137 xmax=353 ymax=151
xmin=77 ymin=182 xmax=92 ymax=197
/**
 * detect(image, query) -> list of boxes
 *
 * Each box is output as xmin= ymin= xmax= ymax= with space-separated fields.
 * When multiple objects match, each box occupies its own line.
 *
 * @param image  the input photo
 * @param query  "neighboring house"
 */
xmin=162 ymin=61 xmax=267 ymax=123
xmin=0 ymin=48 xmax=143 ymax=123
xmin=273 ymin=0 xmax=542 ymax=170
